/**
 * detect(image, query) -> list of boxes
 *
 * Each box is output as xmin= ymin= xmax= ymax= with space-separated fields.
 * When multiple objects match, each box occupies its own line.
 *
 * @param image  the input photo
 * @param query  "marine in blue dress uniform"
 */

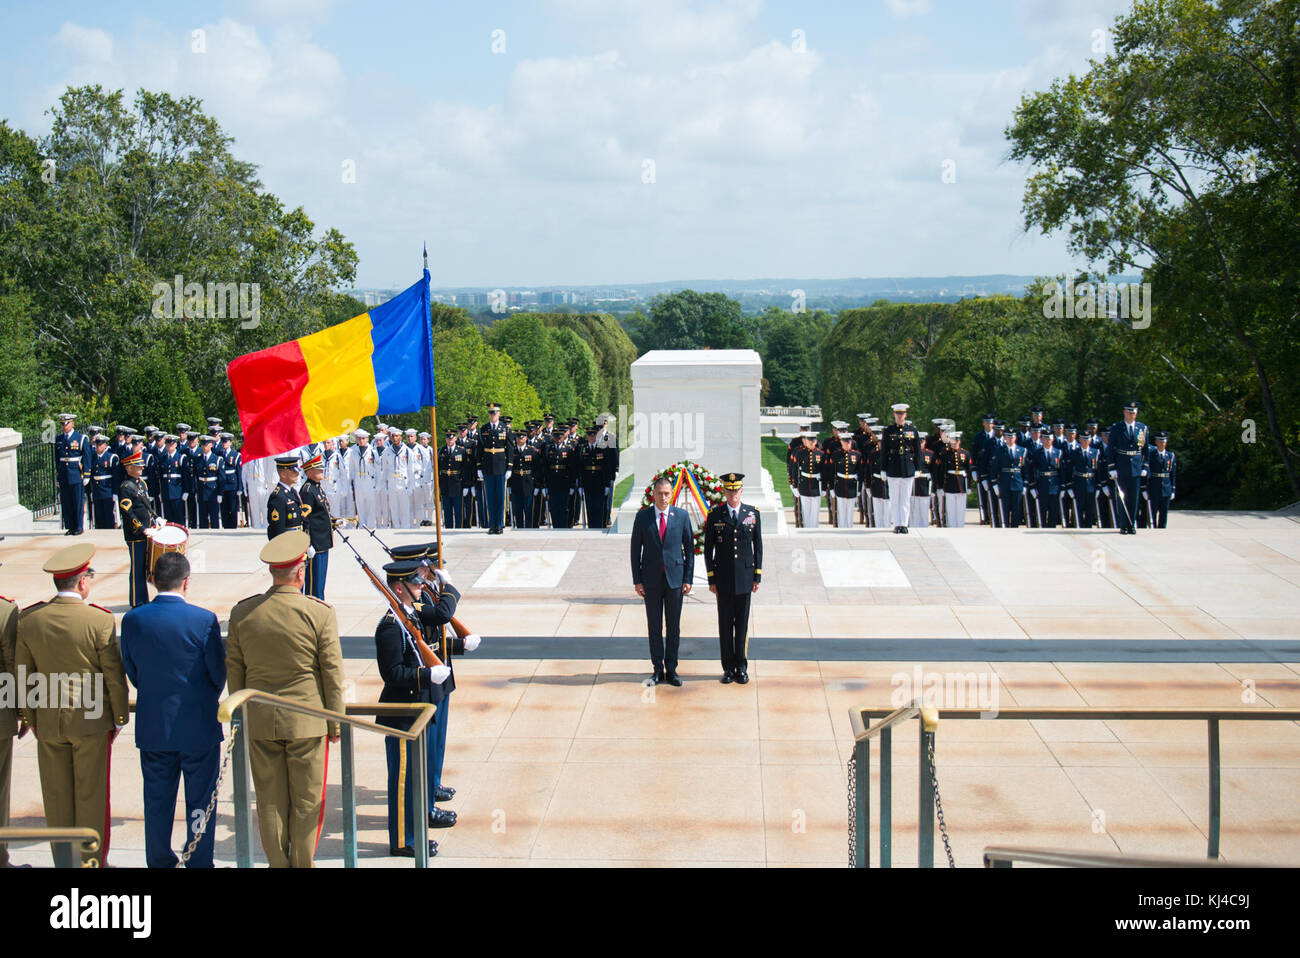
xmin=53 ymin=413 xmax=90 ymax=535
xmin=119 ymin=552 xmax=225 ymax=867
xmin=1106 ymin=401 xmax=1148 ymax=534
xmin=118 ymin=449 xmax=159 ymax=608
xmin=704 ymin=473 xmax=762 ymax=684
xmin=89 ymin=434 xmax=120 ymax=529
xmin=374 ymin=557 xmax=465 ymax=856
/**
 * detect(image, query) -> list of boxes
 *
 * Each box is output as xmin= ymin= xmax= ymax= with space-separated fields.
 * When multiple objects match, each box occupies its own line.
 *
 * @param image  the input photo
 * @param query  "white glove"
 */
xmin=462 ymin=488 xmax=470 ymax=496
xmin=432 ymin=567 xmax=453 ymax=589
xmin=82 ymin=477 xmax=89 ymax=486
xmin=464 ymin=633 xmax=481 ymax=652
xmin=183 ymin=492 xmax=189 ymax=500
xmin=1103 ymin=487 xmax=1112 ymax=497
xmin=1068 ymin=490 xmax=1075 ymax=499
xmin=428 ymin=665 xmax=451 ymax=684
xmin=1030 ymin=489 xmax=1038 ymax=499
xmin=307 ymin=545 xmax=316 ymax=559
xmin=477 ymin=470 xmax=484 ymax=480
xmin=1141 ymin=468 xmax=1148 ymax=477
xmin=1169 ymin=493 xmax=1175 ymax=501
xmin=1108 ymin=469 xmax=1117 ymax=479
xmin=504 ymin=470 xmax=512 ymax=481
xmin=914 ymin=471 xmax=922 ymax=478
xmin=154 ymin=517 xmax=166 ymax=528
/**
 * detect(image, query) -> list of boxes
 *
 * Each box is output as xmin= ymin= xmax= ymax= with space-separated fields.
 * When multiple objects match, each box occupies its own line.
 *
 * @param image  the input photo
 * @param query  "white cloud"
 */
xmin=56 ymin=23 xmax=113 ymax=63
xmin=884 ymin=0 xmax=931 ymax=19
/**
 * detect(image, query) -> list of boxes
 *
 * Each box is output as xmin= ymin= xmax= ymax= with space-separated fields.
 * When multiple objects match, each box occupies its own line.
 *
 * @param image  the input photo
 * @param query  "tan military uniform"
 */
xmin=226 ymin=585 xmax=344 ymax=868
xmin=0 ymin=596 xmax=18 ymax=867
xmin=14 ymin=596 xmax=129 ymax=865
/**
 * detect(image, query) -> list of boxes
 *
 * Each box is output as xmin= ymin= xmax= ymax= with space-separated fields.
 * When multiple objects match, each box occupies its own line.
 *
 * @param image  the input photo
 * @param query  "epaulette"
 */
xmin=305 ymin=595 xmax=333 ymax=608
xmin=0 ymin=594 xmax=12 ymax=603
xmin=88 ymin=602 xmax=114 ymax=615
xmin=21 ymin=599 xmax=47 ymax=612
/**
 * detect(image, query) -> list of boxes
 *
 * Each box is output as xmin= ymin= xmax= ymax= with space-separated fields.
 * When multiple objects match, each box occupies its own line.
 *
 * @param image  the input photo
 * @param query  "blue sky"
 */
xmin=0 ymin=0 xmax=1133 ymax=288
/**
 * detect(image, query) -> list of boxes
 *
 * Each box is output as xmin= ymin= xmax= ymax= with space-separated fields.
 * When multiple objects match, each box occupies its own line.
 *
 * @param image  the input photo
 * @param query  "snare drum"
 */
xmin=146 ymin=522 xmax=189 ymax=581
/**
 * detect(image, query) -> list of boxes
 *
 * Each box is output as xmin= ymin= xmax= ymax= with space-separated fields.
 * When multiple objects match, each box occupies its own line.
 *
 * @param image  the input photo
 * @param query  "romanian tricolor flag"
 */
xmin=670 ymin=466 xmax=709 ymax=517
xmin=228 ymin=270 xmax=435 ymax=460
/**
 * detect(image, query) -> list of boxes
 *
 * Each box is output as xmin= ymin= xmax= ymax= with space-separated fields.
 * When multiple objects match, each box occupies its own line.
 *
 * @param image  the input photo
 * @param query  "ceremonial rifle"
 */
xmin=336 ymin=526 xmax=443 ymax=667
xmin=358 ymin=522 xmax=477 ymax=642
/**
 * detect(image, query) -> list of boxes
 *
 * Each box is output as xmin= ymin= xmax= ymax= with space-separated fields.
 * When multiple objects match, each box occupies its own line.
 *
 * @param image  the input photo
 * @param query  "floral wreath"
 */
xmin=641 ymin=460 xmax=725 ymax=554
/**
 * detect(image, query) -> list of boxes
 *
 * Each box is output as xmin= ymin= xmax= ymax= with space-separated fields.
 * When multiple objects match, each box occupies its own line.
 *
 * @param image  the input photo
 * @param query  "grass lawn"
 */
xmin=761 ymin=436 xmax=794 ymax=507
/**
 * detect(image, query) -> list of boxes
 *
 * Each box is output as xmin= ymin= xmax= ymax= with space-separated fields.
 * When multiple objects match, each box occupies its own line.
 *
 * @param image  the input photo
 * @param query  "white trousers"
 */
xmin=872 ymin=497 xmax=890 ymax=528
xmin=354 ymin=488 xmax=377 ymax=529
xmin=799 ymin=495 xmax=820 ymax=528
xmin=247 ymin=487 xmax=267 ymax=528
xmin=944 ymin=493 xmax=967 ymax=527
xmin=910 ymin=496 xmax=930 ymax=527
xmin=389 ymin=487 xmax=411 ymax=529
xmin=836 ymin=495 xmax=856 ymax=528
xmin=886 ymin=477 xmax=913 ymax=527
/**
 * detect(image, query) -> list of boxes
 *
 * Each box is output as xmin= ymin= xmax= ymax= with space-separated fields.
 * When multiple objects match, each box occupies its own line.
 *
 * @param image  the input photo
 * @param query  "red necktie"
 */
xmin=658 ymin=512 xmax=666 ymax=541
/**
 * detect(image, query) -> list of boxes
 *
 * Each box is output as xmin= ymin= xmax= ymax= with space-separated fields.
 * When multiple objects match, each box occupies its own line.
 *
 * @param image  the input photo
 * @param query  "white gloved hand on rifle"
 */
xmin=428 ymin=665 xmax=451 ymax=685
xmin=463 ymin=633 xmax=481 ymax=652
xmin=504 ymin=470 xmax=511 ymax=481
xmin=477 ymin=470 xmax=484 ymax=481
xmin=307 ymin=545 xmax=316 ymax=559
xmin=433 ymin=567 xmax=453 ymax=589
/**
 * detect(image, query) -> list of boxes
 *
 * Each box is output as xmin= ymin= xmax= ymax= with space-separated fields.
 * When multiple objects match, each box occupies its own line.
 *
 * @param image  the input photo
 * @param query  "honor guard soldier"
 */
xmin=373 ymin=559 xmax=462 ymax=857
xmin=566 ymin=419 xmax=584 ymax=523
xmin=160 ymin=435 xmax=187 ymax=525
xmin=546 ymin=430 xmax=576 ymax=528
xmin=1107 ymin=401 xmax=1148 ymax=534
xmin=119 ymin=448 xmax=161 ymax=608
xmin=824 ymin=433 xmax=862 ymax=528
xmin=509 ymin=430 xmax=539 ymax=528
xmin=995 ymin=428 xmax=1028 ymax=527
xmin=580 ymin=426 xmax=610 ymax=528
xmin=299 ymin=453 xmax=333 ymax=600
xmin=438 ymin=429 xmax=465 ymax=530
xmin=971 ymin=414 xmax=996 ymax=524
xmin=1147 ymin=432 xmax=1176 ymax=528
xmin=386 ymin=427 xmax=412 ymax=530
xmin=181 ymin=429 xmax=202 ymax=527
xmin=54 ymin=413 xmax=90 ymax=536
xmin=1067 ymin=431 xmax=1101 ymax=528
xmin=144 ymin=428 xmax=165 ymax=515
xmin=789 ymin=428 xmax=824 ymax=528
xmin=939 ymin=432 xmax=972 ymax=527
xmin=347 ymin=429 xmax=378 ymax=528
xmin=194 ymin=435 xmax=221 ymax=528
xmin=387 ymin=545 xmax=480 ymax=818
xmin=866 ymin=425 xmax=890 ymax=528
xmin=1027 ymin=428 xmax=1064 ymax=527
xmin=704 ymin=474 xmax=762 ymax=684
xmin=266 ymin=456 xmax=304 ymax=540
xmin=1094 ymin=426 xmax=1115 ymax=527
xmin=881 ymin=403 xmax=923 ymax=533
xmin=89 ymin=434 xmax=119 ymax=529
xmin=226 ymin=531 xmax=344 ymax=868
xmin=980 ymin=421 xmax=1006 ymax=528
xmin=217 ymin=433 xmax=242 ymax=528
xmin=911 ymin=442 xmax=935 ymax=528
xmin=16 ymin=543 xmax=130 ymax=865
xmin=414 ymin=431 xmax=435 ymax=526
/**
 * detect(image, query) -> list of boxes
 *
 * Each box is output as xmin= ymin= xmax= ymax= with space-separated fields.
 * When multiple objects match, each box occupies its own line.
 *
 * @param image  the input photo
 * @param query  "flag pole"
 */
xmin=425 ymin=242 xmax=445 ymax=571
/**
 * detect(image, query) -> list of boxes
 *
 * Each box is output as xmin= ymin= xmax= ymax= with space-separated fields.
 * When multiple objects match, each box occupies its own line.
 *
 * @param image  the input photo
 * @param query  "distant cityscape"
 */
xmin=344 ymin=274 xmax=1143 ymax=316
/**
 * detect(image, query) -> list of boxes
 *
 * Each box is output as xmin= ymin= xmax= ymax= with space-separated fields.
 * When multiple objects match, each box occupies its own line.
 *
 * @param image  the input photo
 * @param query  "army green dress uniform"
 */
xmin=226 ymin=532 xmax=344 ymax=868
xmin=15 ymin=544 xmax=130 ymax=866
xmin=0 ymin=593 xmax=17 ymax=867
xmin=704 ymin=475 xmax=763 ymax=684
xmin=118 ymin=449 xmax=158 ymax=609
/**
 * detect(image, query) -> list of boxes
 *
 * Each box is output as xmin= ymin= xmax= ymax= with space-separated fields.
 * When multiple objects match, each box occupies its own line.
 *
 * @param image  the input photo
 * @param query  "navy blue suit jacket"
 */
xmin=121 ymin=594 xmax=225 ymax=752
xmin=630 ymin=505 xmax=694 ymax=590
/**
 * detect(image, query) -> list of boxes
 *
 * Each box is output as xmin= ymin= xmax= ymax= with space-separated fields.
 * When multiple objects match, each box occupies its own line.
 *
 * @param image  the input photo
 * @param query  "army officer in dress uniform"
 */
xmin=15 ymin=543 xmax=130 ymax=866
xmin=704 ymin=473 xmax=762 ymax=684
xmin=298 ymin=452 xmax=333 ymax=600
xmin=266 ymin=456 xmax=304 ymax=539
xmin=226 ymin=531 xmax=344 ymax=868
xmin=119 ymin=448 xmax=161 ymax=608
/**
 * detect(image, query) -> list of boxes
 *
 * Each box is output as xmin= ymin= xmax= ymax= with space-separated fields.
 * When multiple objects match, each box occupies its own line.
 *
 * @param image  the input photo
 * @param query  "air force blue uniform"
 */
xmin=995 ymin=443 xmax=1028 ymax=528
xmin=120 ymin=594 xmax=226 ymax=868
xmin=1107 ymin=419 xmax=1148 ymax=532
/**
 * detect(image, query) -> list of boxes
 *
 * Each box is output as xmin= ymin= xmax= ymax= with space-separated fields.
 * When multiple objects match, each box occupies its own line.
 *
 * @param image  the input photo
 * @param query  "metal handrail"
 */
xmin=218 ymin=690 xmax=437 ymax=868
xmin=983 ymin=845 xmax=1264 ymax=868
xmin=849 ymin=703 xmax=1300 ymax=868
xmin=0 ymin=827 xmax=100 ymax=868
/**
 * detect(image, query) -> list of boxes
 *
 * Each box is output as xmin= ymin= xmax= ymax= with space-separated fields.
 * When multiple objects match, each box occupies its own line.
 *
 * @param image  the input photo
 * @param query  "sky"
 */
xmin=0 ymin=0 xmax=1134 ymax=289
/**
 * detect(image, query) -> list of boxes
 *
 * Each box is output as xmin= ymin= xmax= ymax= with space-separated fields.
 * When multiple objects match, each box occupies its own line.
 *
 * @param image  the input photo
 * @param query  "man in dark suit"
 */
xmin=704 ymin=473 xmax=762 ymax=684
xmin=630 ymin=476 xmax=694 ymax=686
xmin=120 ymin=552 xmax=225 ymax=868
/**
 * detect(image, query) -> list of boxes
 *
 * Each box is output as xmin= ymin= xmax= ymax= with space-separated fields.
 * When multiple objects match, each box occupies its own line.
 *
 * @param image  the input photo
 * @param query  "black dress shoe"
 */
xmin=435 ymin=785 xmax=455 ymax=801
xmin=901 ymin=526 xmax=909 ymax=534
xmin=645 ymin=673 xmax=660 ymax=686
xmin=734 ymin=669 xmax=750 ymax=684
xmin=665 ymin=671 xmax=682 ymax=687
xmin=429 ymin=807 xmax=457 ymax=828
xmin=720 ymin=670 xmax=734 ymax=684
xmin=390 ymin=841 xmax=438 ymax=858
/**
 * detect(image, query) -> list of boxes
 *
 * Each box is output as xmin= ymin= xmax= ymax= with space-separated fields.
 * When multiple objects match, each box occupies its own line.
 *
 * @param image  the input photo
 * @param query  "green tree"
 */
xmin=1006 ymin=0 xmax=1300 ymax=502
xmin=112 ymin=344 xmax=205 ymax=433
xmin=539 ymin=312 xmax=637 ymax=416
xmin=638 ymin=290 xmax=754 ymax=353
xmin=427 ymin=326 xmax=542 ymax=427
xmin=549 ymin=326 xmax=600 ymax=425
xmin=761 ymin=316 xmax=814 ymax=406
xmin=484 ymin=314 xmax=577 ymax=417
